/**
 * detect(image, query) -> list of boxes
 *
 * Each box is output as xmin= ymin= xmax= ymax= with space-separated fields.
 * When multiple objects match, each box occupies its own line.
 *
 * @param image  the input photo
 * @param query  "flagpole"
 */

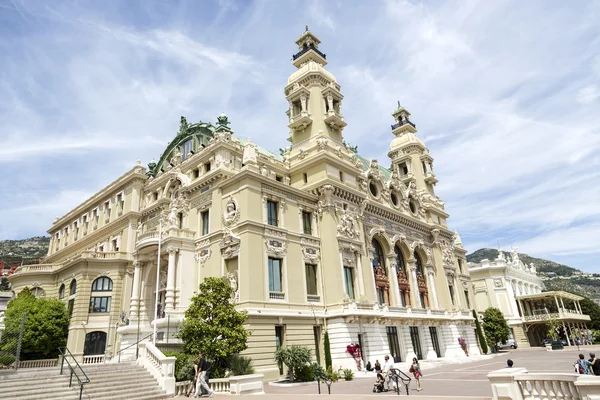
xmin=153 ymin=220 xmax=162 ymax=344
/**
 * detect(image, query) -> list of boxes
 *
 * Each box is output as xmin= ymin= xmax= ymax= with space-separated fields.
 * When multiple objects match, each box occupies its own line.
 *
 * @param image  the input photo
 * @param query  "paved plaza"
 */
xmin=175 ymin=344 xmax=600 ymax=399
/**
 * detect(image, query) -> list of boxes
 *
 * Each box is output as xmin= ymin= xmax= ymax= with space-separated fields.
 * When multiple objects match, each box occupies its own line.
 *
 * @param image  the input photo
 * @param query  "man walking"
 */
xmin=194 ymin=352 xmax=214 ymax=398
xmin=382 ymin=355 xmax=396 ymax=392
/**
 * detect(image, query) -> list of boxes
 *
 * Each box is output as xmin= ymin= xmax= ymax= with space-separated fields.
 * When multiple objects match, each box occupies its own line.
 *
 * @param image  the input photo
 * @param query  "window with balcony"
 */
xmin=111 ymin=238 xmax=119 ymax=251
xmin=201 ymin=210 xmax=209 ymax=235
xmin=344 ymin=267 xmax=355 ymax=300
xmin=302 ymin=211 xmax=312 ymax=235
xmin=268 ymin=258 xmax=283 ymax=295
xmin=267 ymin=200 xmax=278 ymax=226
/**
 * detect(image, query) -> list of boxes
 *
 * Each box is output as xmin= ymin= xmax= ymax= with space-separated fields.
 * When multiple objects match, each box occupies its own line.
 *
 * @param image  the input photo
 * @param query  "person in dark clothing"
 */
xmin=589 ymin=353 xmax=600 ymax=376
xmin=194 ymin=353 xmax=214 ymax=398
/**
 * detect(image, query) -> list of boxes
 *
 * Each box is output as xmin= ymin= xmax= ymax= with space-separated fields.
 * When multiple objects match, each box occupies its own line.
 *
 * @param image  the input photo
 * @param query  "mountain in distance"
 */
xmin=0 ymin=236 xmax=50 ymax=267
xmin=466 ymin=248 xmax=600 ymax=304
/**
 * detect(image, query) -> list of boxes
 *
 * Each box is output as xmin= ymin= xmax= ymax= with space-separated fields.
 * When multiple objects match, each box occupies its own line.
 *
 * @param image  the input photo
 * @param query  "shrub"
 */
xmin=343 ymin=368 xmax=354 ymax=381
xmin=482 ymin=307 xmax=510 ymax=353
xmin=324 ymin=332 xmax=332 ymax=369
xmin=0 ymin=355 xmax=15 ymax=367
xmin=311 ymin=362 xmax=326 ymax=381
xmin=325 ymin=365 xmax=339 ymax=382
xmin=294 ymin=364 xmax=314 ymax=382
xmin=274 ymin=345 xmax=311 ymax=382
xmin=473 ymin=309 xmax=488 ymax=354
xmin=163 ymin=351 xmax=195 ymax=382
xmin=227 ymin=354 xmax=255 ymax=377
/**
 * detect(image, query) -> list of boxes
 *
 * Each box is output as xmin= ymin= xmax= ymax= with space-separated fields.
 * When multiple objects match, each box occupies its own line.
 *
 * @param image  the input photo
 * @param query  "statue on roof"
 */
xmin=178 ymin=116 xmax=189 ymax=136
xmin=305 ymin=25 xmax=309 ymax=32
xmin=511 ymin=246 xmax=519 ymax=264
xmin=217 ymin=112 xmax=230 ymax=127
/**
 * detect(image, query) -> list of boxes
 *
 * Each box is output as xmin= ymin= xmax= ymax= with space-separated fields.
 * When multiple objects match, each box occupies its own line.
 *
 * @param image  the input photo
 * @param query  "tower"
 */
xmin=284 ymin=27 xmax=346 ymax=148
xmin=387 ymin=101 xmax=438 ymax=195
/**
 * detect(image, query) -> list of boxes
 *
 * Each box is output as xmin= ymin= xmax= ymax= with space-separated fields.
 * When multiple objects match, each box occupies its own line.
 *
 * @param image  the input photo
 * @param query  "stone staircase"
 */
xmin=0 ymin=362 xmax=169 ymax=400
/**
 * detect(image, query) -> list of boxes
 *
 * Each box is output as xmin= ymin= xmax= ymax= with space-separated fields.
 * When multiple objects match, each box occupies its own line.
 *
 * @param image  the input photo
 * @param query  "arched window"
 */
xmin=371 ymin=239 xmax=386 ymax=272
xmin=84 ymin=331 xmax=107 ymax=355
xmin=31 ymin=287 xmax=45 ymax=298
xmin=92 ymin=277 xmax=113 ymax=292
xmin=395 ymin=246 xmax=406 ymax=274
xmin=70 ymin=280 xmax=77 ymax=295
xmin=414 ymin=251 xmax=424 ymax=275
xmin=58 ymin=284 xmax=65 ymax=300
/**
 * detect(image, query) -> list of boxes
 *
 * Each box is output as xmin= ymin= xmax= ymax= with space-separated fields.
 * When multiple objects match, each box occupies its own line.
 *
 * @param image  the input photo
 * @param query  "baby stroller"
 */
xmin=373 ymin=373 xmax=385 ymax=393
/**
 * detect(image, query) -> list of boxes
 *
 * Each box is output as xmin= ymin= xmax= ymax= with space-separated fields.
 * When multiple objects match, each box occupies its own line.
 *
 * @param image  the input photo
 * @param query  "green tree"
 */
xmin=274 ymin=345 xmax=311 ymax=382
xmin=1 ymin=288 xmax=69 ymax=360
xmin=579 ymin=297 xmax=600 ymax=330
xmin=324 ymin=331 xmax=332 ymax=369
xmin=482 ymin=307 xmax=510 ymax=353
xmin=177 ymin=277 xmax=249 ymax=377
xmin=473 ymin=309 xmax=488 ymax=354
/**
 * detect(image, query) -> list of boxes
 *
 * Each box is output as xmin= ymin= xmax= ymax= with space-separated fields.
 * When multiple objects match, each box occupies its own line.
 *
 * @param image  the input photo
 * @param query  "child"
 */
xmin=373 ymin=372 xmax=385 ymax=393
xmin=409 ymin=357 xmax=422 ymax=392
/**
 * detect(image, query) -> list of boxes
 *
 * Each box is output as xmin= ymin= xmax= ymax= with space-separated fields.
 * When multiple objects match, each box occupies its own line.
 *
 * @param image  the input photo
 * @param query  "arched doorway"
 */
xmin=395 ymin=245 xmax=410 ymax=307
xmin=372 ymin=239 xmax=390 ymax=306
xmin=84 ymin=331 xmax=107 ymax=355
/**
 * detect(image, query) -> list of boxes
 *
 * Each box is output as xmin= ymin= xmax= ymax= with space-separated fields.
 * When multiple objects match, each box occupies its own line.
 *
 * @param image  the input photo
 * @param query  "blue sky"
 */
xmin=0 ymin=0 xmax=599 ymax=272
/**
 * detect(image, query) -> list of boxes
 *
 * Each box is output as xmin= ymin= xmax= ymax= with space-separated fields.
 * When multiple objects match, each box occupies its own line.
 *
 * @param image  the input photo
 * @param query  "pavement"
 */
xmin=177 ymin=344 xmax=600 ymax=399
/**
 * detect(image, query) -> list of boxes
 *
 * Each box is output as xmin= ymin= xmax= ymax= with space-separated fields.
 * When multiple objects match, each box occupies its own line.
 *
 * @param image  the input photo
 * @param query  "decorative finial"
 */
xmin=397 ymin=100 xmax=401 ymax=108
xmin=305 ymin=25 xmax=309 ymax=32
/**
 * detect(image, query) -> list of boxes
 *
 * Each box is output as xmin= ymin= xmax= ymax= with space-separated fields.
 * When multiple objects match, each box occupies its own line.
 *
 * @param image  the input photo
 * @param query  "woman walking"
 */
xmin=409 ymin=357 xmax=423 ymax=392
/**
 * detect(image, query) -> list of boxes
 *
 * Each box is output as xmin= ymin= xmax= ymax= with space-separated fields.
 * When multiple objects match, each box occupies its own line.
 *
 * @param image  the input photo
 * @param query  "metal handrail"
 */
xmin=58 ymin=347 xmax=90 ymax=400
xmin=117 ymin=333 xmax=153 ymax=363
xmin=390 ymin=367 xmax=411 ymax=395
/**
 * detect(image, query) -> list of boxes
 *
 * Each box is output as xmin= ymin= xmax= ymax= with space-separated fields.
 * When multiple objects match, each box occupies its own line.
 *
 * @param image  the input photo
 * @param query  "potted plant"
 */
xmin=546 ymin=318 xmax=563 ymax=350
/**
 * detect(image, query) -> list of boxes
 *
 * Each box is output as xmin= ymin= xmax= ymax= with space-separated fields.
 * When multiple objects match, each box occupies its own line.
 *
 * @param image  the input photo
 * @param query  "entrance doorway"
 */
xmin=429 ymin=327 xmax=441 ymax=357
xmin=409 ymin=326 xmax=423 ymax=360
xmin=84 ymin=331 xmax=107 ymax=355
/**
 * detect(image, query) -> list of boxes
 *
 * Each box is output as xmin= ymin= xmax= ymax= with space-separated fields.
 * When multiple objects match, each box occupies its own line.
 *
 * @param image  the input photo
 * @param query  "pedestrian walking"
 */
xmin=409 ymin=357 xmax=422 ymax=392
xmin=194 ymin=352 xmax=214 ymax=398
xmin=382 ymin=355 xmax=396 ymax=391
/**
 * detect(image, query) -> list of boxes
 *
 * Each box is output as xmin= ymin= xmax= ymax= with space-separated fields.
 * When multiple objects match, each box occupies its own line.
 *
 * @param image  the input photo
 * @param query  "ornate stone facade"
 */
xmin=8 ymin=29 xmax=478 ymax=378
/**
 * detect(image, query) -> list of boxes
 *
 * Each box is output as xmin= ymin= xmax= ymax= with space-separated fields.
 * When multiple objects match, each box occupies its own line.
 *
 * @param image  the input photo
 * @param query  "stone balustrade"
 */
xmin=488 ymin=367 xmax=600 ymax=400
xmin=137 ymin=342 xmax=176 ymax=395
xmin=18 ymin=358 xmax=59 ymax=369
xmin=173 ymin=374 xmax=264 ymax=396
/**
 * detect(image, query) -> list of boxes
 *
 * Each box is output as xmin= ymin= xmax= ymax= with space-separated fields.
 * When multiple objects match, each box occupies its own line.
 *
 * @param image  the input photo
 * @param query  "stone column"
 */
xmin=426 ymin=267 xmax=439 ymax=309
xmin=387 ymin=255 xmax=401 ymax=307
xmin=356 ymin=251 xmax=365 ymax=297
xmin=129 ymin=260 xmax=143 ymax=319
xmin=505 ymin=278 xmax=519 ymax=318
xmin=563 ymin=321 xmax=571 ymax=346
xmin=408 ymin=259 xmax=422 ymax=308
xmin=165 ymin=247 xmax=178 ymax=311
xmin=560 ymin=297 xmax=566 ymax=314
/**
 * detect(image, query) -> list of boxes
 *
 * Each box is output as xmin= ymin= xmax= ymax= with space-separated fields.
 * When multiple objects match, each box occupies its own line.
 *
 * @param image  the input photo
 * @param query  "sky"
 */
xmin=0 ymin=0 xmax=599 ymax=273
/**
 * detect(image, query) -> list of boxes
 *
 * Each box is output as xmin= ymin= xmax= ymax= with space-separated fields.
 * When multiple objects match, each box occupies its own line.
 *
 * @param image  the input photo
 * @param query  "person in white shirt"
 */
xmin=382 ymin=355 xmax=396 ymax=391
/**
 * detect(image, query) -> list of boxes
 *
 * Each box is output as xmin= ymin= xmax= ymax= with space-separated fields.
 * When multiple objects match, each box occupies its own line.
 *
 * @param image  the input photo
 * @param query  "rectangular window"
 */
xmin=377 ymin=287 xmax=387 ymax=305
xmin=276 ymin=175 xmax=283 ymax=182
xmin=267 ymin=200 xmax=278 ymax=226
xmin=313 ymin=326 xmax=321 ymax=364
xmin=204 ymin=162 xmax=211 ymax=172
xmin=73 ymin=223 xmax=79 ymax=241
xmin=344 ymin=267 xmax=355 ymax=300
xmin=89 ymin=296 xmax=111 ymax=313
xmin=117 ymin=193 xmax=124 ymax=214
xmin=104 ymin=201 xmax=111 ymax=222
xmin=68 ymin=299 xmax=75 ymax=318
xmin=182 ymin=140 xmax=193 ymax=160
xmin=449 ymin=285 xmax=455 ymax=305
xmin=302 ymin=211 xmax=312 ymax=235
xmin=305 ymin=264 xmax=318 ymax=296
xmin=303 ymin=173 xmax=308 ymax=184
xmin=464 ymin=290 xmax=471 ymax=309
xmin=339 ymin=171 xmax=344 ymax=182
xmin=193 ymin=168 xmax=200 ymax=179
xmin=201 ymin=210 xmax=209 ymax=235
xmin=399 ymin=290 xmax=407 ymax=307
xmin=112 ymin=239 xmax=119 ymax=251
xmin=268 ymin=258 xmax=282 ymax=293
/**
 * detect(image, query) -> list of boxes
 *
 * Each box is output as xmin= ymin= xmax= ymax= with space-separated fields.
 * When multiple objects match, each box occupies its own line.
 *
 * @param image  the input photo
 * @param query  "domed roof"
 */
xmin=287 ymin=60 xmax=336 ymax=84
xmin=389 ymin=131 xmax=425 ymax=152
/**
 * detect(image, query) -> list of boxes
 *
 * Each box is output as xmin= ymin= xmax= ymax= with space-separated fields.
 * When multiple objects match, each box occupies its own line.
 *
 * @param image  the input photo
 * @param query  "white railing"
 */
xmin=82 ymin=355 xmax=105 ymax=364
xmin=137 ymin=342 xmax=176 ymax=395
xmin=18 ymin=358 xmax=59 ymax=369
xmin=269 ymin=291 xmax=285 ymax=300
xmin=173 ymin=374 xmax=264 ymax=396
xmin=488 ymin=368 xmax=600 ymax=400
xmin=307 ymin=294 xmax=321 ymax=303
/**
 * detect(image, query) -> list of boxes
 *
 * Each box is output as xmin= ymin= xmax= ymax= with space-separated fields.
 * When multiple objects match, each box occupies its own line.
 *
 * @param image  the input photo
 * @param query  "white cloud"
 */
xmin=576 ymin=85 xmax=600 ymax=103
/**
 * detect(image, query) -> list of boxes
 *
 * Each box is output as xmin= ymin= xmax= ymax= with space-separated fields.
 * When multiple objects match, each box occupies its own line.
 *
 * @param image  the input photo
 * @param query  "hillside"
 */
xmin=0 ymin=236 xmax=49 ymax=267
xmin=467 ymin=248 xmax=600 ymax=303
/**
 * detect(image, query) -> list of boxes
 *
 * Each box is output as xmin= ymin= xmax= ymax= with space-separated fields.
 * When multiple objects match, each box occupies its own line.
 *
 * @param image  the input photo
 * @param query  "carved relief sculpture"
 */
xmin=222 ymin=197 xmax=240 ymax=226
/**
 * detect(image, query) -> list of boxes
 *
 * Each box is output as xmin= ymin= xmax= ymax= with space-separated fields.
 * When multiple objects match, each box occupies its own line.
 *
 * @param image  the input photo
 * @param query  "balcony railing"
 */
xmin=269 ymin=291 xmax=285 ymax=300
xmin=391 ymin=120 xmax=416 ymax=130
xmin=292 ymin=45 xmax=327 ymax=61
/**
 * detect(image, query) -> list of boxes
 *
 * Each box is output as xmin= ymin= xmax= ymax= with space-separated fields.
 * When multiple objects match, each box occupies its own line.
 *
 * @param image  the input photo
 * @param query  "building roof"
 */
xmin=516 ymin=291 xmax=584 ymax=302
xmin=233 ymin=136 xmax=284 ymax=162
